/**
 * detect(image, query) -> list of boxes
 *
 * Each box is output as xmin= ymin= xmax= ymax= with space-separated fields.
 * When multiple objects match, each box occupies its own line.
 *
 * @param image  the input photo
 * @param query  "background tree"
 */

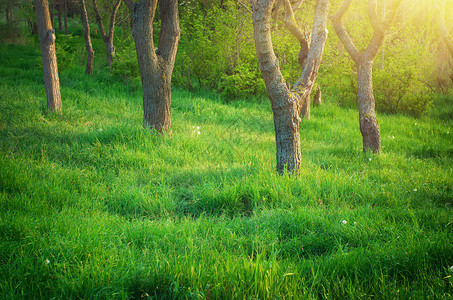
xmin=434 ymin=2 xmax=453 ymax=58
xmin=123 ymin=0 xmax=180 ymax=132
xmin=251 ymin=0 xmax=329 ymax=174
xmin=80 ymin=0 xmax=94 ymax=74
xmin=331 ymin=0 xmax=402 ymax=153
xmin=34 ymin=0 xmax=62 ymax=112
xmin=92 ymin=0 xmax=121 ymax=67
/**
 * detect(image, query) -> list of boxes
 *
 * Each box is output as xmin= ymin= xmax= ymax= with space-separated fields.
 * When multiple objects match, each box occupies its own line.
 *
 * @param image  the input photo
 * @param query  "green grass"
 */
xmin=1 ymin=38 xmax=453 ymax=298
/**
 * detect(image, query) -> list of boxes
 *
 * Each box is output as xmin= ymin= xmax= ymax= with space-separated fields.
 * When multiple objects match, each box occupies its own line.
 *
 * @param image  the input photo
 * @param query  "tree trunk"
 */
xmin=58 ymin=0 xmax=62 ymax=30
xmin=313 ymin=86 xmax=321 ymax=106
xmin=252 ymin=0 xmax=328 ymax=174
xmin=64 ymin=0 xmax=68 ymax=34
xmin=80 ymin=0 xmax=94 ymax=74
xmin=357 ymin=59 xmax=380 ymax=152
xmin=124 ymin=0 xmax=180 ymax=132
xmin=50 ymin=0 xmax=54 ymax=27
xmin=35 ymin=0 xmax=62 ymax=112
xmin=92 ymin=0 xmax=121 ymax=67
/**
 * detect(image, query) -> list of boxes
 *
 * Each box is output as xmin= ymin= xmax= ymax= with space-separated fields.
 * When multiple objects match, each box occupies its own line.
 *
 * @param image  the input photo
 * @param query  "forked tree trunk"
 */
xmin=331 ymin=0 xmax=402 ymax=153
xmin=80 ymin=0 xmax=94 ymax=74
xmin=252 ymin=0 xmax=328 ymax=174
xmin=124 ymin=0 xmax=180 ymax=132
xmin=92 ymin=0 xmax=121 ymax=67
xmin=35 ymin=0 xmax=62 ymax=112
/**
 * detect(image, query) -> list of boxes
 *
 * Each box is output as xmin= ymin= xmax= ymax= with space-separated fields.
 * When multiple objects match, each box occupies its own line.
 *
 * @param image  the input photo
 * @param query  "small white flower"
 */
xmin=354 ymin=221 xmax=357 ymax=225
xmin=414 ymin=123 xmax=417 ymax=126
xmin=450 ymin=266 xmax=453 ymax=272
xmin=197 ymin=131 xmax=201 ymax=135
xmin=368 ymin=158 xmax=372 ymax=161
xmin=99 ymin=128 xmax=103 ymax=132
xmin=45 ymin=259 xmax=50 ymax=265
xmin=197 ymin=126 xmax=200 ymax=130
xmin=392 ymin=136 xmax=395 ymax=139
xmin=413 ymin=188 xmax=417 ymax=192
xmin=342 ymin=220 xmax=347 ymax=225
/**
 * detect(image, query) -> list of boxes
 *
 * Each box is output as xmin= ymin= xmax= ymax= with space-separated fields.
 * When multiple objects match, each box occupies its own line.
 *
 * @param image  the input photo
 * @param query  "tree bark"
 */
xmin=331 ymin=0 xmax=402 ymax=153
xmin=124 ymin=0 xmax=180 ymax=132
xmin=50 ymin=0 xmax=54 ymax=27
xmin=252 ymin=0 xmax=328 ymax=174
xmin=92 ymin=0 xmax=121 ymax=67
xmin=80 ymin=0 xmax=94 ymax=74
xmin=313 ymin=86 xmax=321 ymax=106
xmin=64 ymin=0 xmax=68 ymax=34
xmin=35 ymin=0 xmax=62 ymax=112
xmin=357 ymin=59 xmax=380 ymax=152
xmin=58 ymin=0 xmax=62 ymax=30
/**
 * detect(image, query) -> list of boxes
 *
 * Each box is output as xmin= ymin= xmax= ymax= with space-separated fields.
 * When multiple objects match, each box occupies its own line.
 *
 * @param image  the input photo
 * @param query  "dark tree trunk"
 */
xmin=313 ymin=86 xmax=322 ymax=106
xmin=92 ymin=0 xmax=121 ymax=67
xmin=57 ymin=0 xmax=62 ymax=30
xmin=80 ymin=0 xmax=94 ymax=74
xmin=35 ymin=0 xmax=62 ymax=112
xmin=252 ymin=0 xmax=328 ymax=174
xmin=64 ymin=0 xmax=68 ymax=34
xmin=124 ymin=0 xmax=180 ymax=132
xmin=50 ymin=0 xmax=54 ymax=27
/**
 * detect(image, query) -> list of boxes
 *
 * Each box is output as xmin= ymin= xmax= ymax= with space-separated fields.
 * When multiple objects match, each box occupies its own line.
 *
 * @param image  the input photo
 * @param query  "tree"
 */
xmin=251 ymin=0 xmax=329 ymax=174
xmin=123 ymin=0 xmax=180 ymax=132
xmin=331 ymin=0 xmax=402 ymax=153
xmin=92 ymin=0 xmax=121 ymax=67
xmin=35 ymin=0 xmax=62 ymax=112
xmin=80 ymin=0 xmax=94 ymax=74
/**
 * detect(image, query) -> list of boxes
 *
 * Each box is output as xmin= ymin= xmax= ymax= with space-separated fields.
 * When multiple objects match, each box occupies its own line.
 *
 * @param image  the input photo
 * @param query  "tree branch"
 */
xmin=92 ymin=0 xmax=107 ymax=41
xmin=108 ymin=0 xmax=122 ymax=42
xmin=283 ymin=0 xmax=306 ymax=43
xmin=237 ymin=0 xmax=252 ymax=14
xmin=382 ymin=0 xmax=403 ymax=31
xmin=330 ymin=0 xmax=360 ymax=63
xmin=367 ymin=0 xmax=384 ymax=34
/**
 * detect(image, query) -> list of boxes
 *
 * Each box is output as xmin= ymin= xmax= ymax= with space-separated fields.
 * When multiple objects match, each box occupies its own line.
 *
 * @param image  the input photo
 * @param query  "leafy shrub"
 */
xmin=111 ymin=34 xmax=140 ymax=81
xmin=54 ymin=33 xmax=84 ymax=71
xmin=219 ymin=64 xmax=266 ymax=99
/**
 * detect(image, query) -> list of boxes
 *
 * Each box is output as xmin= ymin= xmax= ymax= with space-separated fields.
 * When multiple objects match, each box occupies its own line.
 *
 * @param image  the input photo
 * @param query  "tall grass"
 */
xmin=0 ymin=37 xmax=452 ymax=298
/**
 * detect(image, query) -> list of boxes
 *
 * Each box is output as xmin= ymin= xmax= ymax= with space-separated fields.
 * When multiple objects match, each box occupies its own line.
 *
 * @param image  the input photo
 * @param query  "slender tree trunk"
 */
xmin=124 ymin=0 xmax=180 ymax=132
xmin=92 ymin=0 xmax=121 ymax=66
xmin=64 ymin=0 xmax=68 ymax=34
xmin=357 ymin=59 xmax=380 ymax=152
xmin=35 ymin=0 xmax=62 ymax=112
xmin=50 ymin=0 xmax=54 ymax=27
xmin=58 ymin=0 xmax=62 ymax=30
xmin=313 ymin=86 xmax=322 ymax=106
xmin=331 ymin=0 xmax=402 ymax=153
xmin=80 ymin=0 xmax=94 ymax=74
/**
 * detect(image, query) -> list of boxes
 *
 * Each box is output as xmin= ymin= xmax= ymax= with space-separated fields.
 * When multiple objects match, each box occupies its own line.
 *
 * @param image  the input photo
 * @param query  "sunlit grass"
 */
xmin=0 ymin=40 xmax=452 ymax=298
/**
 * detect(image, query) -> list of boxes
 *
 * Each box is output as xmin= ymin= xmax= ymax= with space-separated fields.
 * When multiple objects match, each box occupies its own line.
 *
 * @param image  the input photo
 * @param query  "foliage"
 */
xmin=110 ymin=29 xmax=140 ymax=81
xmin=219 ymin=64 xmax=266 ymax=99
xmin=54 ymin=33 xmax=84 ymax=71
xmin=1 ymin=42 xmax=453 ymax=298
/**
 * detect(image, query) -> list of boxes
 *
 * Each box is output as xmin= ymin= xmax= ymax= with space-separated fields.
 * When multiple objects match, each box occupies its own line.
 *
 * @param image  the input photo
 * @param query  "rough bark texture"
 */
xmin=124 ymin=0 xmax=180 ymax=132
xmin=331 ymin=0 xmax=402 ymax=153
xmin=92 ymin=0 xmax=121 ymax=67
xmin=251 ymin=0 xmax=328 ymax=174
xmin=35 ymin=0 xmax=62 ymax=112
xmin=80 ymin=0 xmax=94 ymax=74
xmin=50 ymin=0 xmax=54 ymax=27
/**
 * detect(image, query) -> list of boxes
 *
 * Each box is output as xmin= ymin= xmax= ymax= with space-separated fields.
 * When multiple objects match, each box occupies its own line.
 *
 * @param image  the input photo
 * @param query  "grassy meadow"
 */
xmin=1 ymin=36 xmax=453 ymax=298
